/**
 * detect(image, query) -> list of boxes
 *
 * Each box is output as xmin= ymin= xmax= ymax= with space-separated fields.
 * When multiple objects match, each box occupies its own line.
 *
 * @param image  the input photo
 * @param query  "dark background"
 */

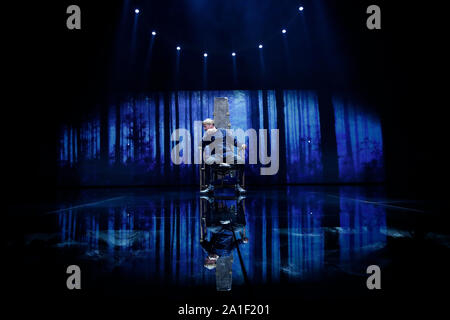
xmin=4 ymin=0 xmax=447 ymax=204
xmin=3 ymin=1 xmax=449 ymax=317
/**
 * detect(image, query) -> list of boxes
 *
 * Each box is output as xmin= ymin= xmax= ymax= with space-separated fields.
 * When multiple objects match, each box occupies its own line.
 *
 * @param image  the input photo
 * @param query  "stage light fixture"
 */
xmin=204 ymin=53 xmax=208 ymax=57
xmin=232 ymin=52 xmax=236 ymax=57
xmin=135 ymin=9 xmax=140 ymax=14
xmin=298 ymin=6 xmax=304 ymax=11
xmin=152 ymin=31 xmax=156 ymax=36
xmin=259 ymin=44 xmax=263 ymax=49
xmin=282 ymin=29 xmax=287 ymax=34
xmin=176 ymin=46 xmax=181 ymax=51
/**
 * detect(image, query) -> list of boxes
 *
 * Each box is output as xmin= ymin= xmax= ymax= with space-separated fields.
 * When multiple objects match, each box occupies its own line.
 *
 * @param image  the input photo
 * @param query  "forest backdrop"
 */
xmin=58 ymin=89 xmax=384 ymax=186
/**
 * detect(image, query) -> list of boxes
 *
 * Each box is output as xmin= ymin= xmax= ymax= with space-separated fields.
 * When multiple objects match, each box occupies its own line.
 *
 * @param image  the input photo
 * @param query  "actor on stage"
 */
xmin=199 ymin=118 xmax=246 ymax=194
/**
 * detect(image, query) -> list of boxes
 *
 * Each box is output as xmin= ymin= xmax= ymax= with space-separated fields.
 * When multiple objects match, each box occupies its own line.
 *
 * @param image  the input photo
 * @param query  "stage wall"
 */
xmin=58 ymin=90 xmax=384 ymax=185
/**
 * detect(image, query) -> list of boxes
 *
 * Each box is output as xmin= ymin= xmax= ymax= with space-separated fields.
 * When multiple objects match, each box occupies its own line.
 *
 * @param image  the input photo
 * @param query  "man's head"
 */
xmin=202 ymin=118 xmax=215 ymax=131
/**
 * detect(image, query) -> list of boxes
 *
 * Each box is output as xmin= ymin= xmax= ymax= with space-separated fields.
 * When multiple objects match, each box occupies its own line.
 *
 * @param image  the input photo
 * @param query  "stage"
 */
xmin=6 ymin=185 xmax=449 ymax=309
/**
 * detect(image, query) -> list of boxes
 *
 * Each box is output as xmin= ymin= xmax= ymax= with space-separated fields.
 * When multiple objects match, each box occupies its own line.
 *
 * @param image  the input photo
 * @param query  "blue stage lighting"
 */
xmin=152 ymin=31 xmax=156 ymax=36
xmin=135 ymin=9 xmax=140 ymax=14
xmin=204 ymin=53 xmax=208 ymax=57
xmin=259 ymin=44 xmax=263 ymax=49
xmin=298 ymin=6 xmax=304 ymax=11
xmin=282 ymin=29 xmax=287 ymax=34
xmin=176 ymin=46 xmax=181 ymax=51
xmin=232 ymin=52 xmax=236 ymax=57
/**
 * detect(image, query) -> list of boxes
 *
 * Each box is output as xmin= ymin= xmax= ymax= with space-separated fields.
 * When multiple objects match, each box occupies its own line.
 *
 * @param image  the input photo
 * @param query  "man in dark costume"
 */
xmin=199 ymin=118 xmax=246 ymax=194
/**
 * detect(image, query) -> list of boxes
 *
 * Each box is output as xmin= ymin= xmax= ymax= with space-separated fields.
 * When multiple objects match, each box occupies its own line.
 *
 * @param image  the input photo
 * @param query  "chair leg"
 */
xmin=200 ymin=165 xmax=205 ymax=190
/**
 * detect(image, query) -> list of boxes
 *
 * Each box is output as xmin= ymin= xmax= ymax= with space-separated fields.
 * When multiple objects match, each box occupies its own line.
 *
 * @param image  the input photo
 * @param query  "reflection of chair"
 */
xmin=199 ymin=97 xmax=245 ymax=191
xmin=199 ymin=195 xmax=247 ymax=243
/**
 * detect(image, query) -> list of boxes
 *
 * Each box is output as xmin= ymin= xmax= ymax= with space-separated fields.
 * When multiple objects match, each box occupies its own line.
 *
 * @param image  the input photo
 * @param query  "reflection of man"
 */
xmin=201 ymin=199 xmax=248 ymax=269
xmin=201 ymin=228 xmax=248 ymax=265
xmin=200 ymin=118 xmax=246 ymax=194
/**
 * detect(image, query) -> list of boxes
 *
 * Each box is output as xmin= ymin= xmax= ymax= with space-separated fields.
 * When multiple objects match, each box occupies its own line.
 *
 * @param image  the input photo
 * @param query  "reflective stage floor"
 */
xmin=5 ymin=186 xmax=450 ymax=315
